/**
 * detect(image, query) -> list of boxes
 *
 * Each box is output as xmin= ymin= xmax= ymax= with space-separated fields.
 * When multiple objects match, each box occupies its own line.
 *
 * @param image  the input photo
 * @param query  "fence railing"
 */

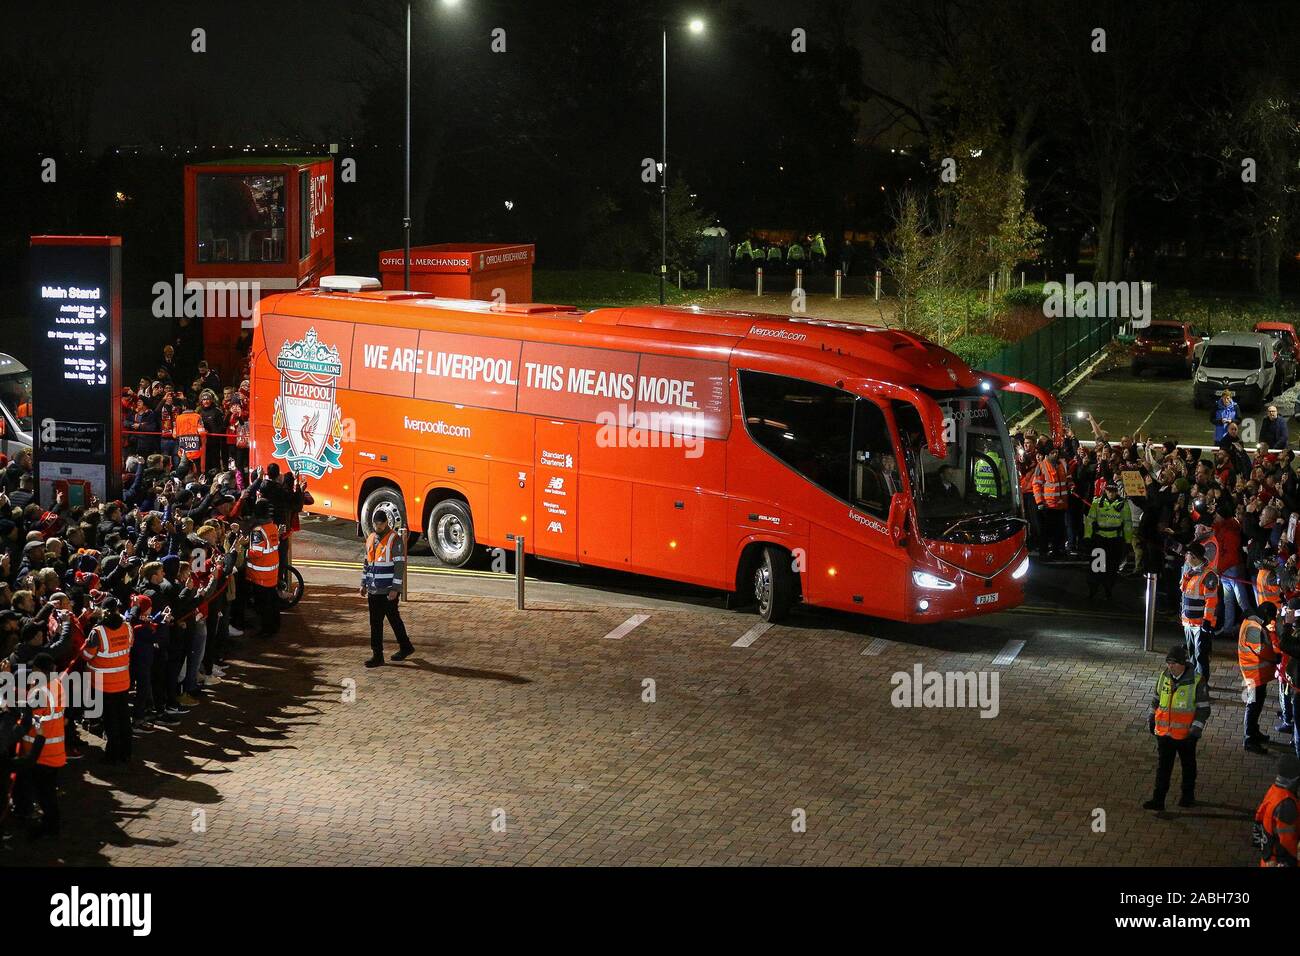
xmin=976 ymin=312 xmax=1120 ymax=422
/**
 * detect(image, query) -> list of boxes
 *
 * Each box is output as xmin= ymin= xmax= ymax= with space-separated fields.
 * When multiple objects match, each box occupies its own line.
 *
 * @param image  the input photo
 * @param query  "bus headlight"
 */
xmin=912 ymin=571 xmax=957 ymax=591
xmin=1012 ymin=555 xmax=1030 ymax=580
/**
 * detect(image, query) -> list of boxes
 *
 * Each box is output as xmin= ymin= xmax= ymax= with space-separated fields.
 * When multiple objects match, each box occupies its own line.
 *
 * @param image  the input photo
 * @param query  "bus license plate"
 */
xmin=976 ymin=592 xmax=999 ymax=606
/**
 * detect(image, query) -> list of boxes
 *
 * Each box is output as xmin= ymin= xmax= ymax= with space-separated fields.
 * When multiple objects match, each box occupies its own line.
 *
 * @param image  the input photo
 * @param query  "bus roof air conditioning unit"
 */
xmin=320 ymin=275 xmax=381 ymax=292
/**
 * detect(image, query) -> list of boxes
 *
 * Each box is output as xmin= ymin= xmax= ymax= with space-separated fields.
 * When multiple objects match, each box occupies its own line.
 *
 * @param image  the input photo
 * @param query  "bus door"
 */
xmin=534 ymin=419 xmax=579 ymax=561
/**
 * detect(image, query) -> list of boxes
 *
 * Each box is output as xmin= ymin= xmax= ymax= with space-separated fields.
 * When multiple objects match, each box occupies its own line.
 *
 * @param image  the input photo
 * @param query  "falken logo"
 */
xmin=50 ymin=886 xmax=152 ymax=936
xmin=272 ymin=328 xmax=345 ymax=479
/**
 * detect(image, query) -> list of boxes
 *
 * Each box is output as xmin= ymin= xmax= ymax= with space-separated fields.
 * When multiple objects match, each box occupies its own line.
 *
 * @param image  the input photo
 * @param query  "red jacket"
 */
xmin=1212 ymin=516 xmax=1242 ymax=573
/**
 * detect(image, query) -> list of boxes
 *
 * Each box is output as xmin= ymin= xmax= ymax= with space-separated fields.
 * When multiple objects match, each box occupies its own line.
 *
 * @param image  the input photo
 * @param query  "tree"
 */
xmin=883 ymin=192 xmax=938 ymax=331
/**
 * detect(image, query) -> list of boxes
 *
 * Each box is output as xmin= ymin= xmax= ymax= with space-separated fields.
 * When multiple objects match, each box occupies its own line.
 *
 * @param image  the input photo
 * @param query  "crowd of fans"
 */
xmin=1013 ymin=403 xmax=1300 ymax=757
xmin=0 ymin=339 xmax=309 ymax=842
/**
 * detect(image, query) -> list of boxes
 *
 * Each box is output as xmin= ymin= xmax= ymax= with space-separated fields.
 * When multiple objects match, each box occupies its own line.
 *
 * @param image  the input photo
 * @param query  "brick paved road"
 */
xmin=2 ymin=582 xmax=1280 ymax=866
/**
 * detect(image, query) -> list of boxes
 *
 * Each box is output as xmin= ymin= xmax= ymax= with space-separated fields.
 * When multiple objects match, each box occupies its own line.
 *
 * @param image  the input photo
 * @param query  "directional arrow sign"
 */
xmin=97 ymin=333 xmax=106 ymax=344
xmin=97 ymin=306 xmax=106 ymax=318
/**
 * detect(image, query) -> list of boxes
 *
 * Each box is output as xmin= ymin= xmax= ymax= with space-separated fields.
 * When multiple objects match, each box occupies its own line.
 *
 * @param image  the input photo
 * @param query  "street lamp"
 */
xmin=660 ymin=15 xmax=707 ymax=305
xmin=404 ymin=0 xmax=463 ymax=290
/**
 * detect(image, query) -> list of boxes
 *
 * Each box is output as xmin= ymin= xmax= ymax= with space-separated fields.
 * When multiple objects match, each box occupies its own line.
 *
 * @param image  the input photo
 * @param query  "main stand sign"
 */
xmin=29 ymin=236 xmax=124 ymax=505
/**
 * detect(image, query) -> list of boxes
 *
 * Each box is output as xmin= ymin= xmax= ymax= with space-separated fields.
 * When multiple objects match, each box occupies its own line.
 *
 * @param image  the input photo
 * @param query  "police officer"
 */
xmin=1144 ymin=643 xmax=1211 ymax=811
xmin=1084 ymin=482 xmax=1133 ymax=600
xmin=360 ymin=509 xmax=414 ymax=668
xmin=1254 ymin=754 xmax=1299 ymax=866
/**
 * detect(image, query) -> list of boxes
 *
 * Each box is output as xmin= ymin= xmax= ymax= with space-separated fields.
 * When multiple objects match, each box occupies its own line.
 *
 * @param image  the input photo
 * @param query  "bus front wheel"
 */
xmin=428 ymin=499 xmax=475 ymax=567
xmin=754 ymin=546 xmax=795 ymax=623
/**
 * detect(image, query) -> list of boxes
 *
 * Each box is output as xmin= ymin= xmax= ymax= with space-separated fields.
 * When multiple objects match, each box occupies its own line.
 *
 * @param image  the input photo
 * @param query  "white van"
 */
xmin=0 ymin=353 xmax=33 ymax=455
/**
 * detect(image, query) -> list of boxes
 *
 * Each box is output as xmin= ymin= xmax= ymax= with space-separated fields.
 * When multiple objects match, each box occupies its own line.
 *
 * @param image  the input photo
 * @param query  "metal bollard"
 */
xmin=795 ymin=268 xmax=803 ymax=292
xmin=835 ymin=269 xmax=842 ymax=300
xmin=1143 ymin=572 xmax=1157 ymax=652
xmin=756 ymin=267 xmax=763 ymax=297
xmin=677 ymin=269 xmax=682 ymax=290
xmin=706 ymin=264 xmax=711 ymax=290
xmin=515 ymin=535 xmax=526 ymax=610
xmin=399 ymin=518 xmax=409 ymax=602
xmin=874 ymin=270 xmax=881 ymax=301
xmin=1020 ymin=271 xmax=1025 ymax=288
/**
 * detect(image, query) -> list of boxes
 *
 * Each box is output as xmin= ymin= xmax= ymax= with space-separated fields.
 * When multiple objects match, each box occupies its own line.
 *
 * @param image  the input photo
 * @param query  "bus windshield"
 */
xmin=0 ymin=368 xmax=32 ymax=435
xmin=892 ymin=395 xmax=1020 ymax=541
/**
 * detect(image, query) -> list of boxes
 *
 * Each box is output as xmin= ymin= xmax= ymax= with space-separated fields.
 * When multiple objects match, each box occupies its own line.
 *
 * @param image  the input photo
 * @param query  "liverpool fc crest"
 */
xmin=271 ymin=328 xmax=344 ymax=478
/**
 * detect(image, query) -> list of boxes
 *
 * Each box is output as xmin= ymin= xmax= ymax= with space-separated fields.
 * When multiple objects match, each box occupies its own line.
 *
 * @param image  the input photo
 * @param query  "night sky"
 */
xmin=12 ymin=0 xmax=923 ymax=149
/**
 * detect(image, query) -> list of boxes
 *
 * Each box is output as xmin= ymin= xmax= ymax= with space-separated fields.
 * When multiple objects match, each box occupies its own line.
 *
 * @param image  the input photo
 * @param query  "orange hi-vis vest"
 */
xmin=245 ymin=522 xmax=280 ymax=587
xmin=21 ymin=677 xmax=66 ymax=768
xmin=1255 ymin=784 xmax=1298 ymax=867
xmin=174 ymin=411 xmax=204 ymax=461
xmin=362 ymin=529 xmax=402 ymax=594
xmin=1031 ymin=460 xmax=1068 ymax=509
xmin=1180 ymin=567 xmax=1219 ymax=628
xmin=83 ymin=621 xmax=134 ymax=694
xmin=1255 ymin=567 xmax=1283 ymax=608
xmin=1239 ymin=617 xmax=1278 ymax=688
xmin=1153 ymin=669 xmax=1205 ymax=739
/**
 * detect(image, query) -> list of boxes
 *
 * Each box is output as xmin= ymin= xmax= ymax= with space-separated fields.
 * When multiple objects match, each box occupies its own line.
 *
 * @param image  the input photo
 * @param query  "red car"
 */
xmin=1131 ymin=320 xmax=1201 ymax=377
xmin=1253 ymin=321 xmax=1299 ymax=389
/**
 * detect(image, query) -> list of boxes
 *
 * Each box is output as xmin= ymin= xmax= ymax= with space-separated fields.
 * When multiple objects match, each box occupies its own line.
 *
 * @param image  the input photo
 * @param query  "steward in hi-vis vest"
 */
xmin=245 ymin=499 xmax=282 ymax=638
xmin=360 ymin=508 xmax=414 ymax=668
xmin=82 ymin=598 xmax=135 ymax=764
xmin=14 ymin=652 xmax=65 ymax=836
xmin=1254 ymin=755 xmax=1300 ymax=867
xmin=1144 ymin=643 xmax=1211 ymax=812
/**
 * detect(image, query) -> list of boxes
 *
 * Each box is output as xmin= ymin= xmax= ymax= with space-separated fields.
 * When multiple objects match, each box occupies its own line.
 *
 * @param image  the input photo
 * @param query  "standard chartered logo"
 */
xmin=403 ymin=416 xmax=471 ymax=438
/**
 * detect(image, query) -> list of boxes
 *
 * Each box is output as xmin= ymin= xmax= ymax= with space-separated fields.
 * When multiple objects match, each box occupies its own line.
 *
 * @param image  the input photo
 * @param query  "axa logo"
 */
xmin=50 ymin=886 xmax=152 ymax=936
xmin=272 ymin=328 xmax=345 ymax=479
xmin=546 ymin=521 xmax=563 ymax=533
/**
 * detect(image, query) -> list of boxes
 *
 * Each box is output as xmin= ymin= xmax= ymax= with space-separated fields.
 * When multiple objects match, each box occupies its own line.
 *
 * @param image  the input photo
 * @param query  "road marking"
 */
xmin=1134 ymin=397 xmax=1165 ymax=436
xmin=861 ymin=637 xmax=892 ymax=656
xmin=731 ymin=621 xmax=772 ymax=648
xmin=602 ymin=613 xmax=650 ymax=640
xmin=992 ymin=640 xmax=1026 ymax=667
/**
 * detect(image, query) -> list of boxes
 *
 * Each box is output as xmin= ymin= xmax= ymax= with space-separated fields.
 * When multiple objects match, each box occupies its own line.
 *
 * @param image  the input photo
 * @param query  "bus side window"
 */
xmin=851 ymin=399 xmax=895 ymax=519
xmin=738 ymin=370 xmax=854 ymax=503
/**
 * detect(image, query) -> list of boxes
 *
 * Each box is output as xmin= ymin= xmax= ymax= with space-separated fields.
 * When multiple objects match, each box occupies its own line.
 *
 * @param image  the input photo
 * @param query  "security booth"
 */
xmin=378 ymin=243 xmax=534 ymax=302
xmin=183 ymin=157 xmax=335 ymax=380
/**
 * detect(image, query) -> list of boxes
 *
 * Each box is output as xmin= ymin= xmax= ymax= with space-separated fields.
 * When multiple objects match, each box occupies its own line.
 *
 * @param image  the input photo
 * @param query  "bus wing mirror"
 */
xmin=982 ymin=372 xmax=1064 ymax=448
xmin=887 ymin=492 xmax=909 ymax=546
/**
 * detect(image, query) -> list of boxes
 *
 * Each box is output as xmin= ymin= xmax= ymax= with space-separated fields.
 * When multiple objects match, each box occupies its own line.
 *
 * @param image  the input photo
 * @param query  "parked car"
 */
xmin=1253 ymin=321 xmax=1299 ymax=389
xmin=1193 ymin=331 xmax=1281 ymax=411
xmin=0 ymin=352 xmax=32 ymax=456
xmin=1130 ymin=320 xmax=1203 ymax=377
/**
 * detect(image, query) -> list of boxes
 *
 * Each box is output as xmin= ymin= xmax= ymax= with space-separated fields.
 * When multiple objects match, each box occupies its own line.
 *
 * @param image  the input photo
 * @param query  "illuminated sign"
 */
xmin=29 ymin=236 xmax=123 ymax=503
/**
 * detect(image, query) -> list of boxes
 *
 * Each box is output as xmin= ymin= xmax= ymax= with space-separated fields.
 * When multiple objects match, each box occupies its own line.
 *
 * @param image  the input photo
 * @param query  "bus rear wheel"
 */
xmin=360 ymin=486 xmax=406 ymax=539
xmin=428 ymin=499 xmax=475 ymax=567
xmin=753 ymin=545 xmax=794 ymax=623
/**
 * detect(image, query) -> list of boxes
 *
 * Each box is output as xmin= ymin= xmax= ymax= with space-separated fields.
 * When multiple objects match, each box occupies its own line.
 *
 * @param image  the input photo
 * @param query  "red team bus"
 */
xmin=248 ymin=278 xmax=1062 ymax=623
